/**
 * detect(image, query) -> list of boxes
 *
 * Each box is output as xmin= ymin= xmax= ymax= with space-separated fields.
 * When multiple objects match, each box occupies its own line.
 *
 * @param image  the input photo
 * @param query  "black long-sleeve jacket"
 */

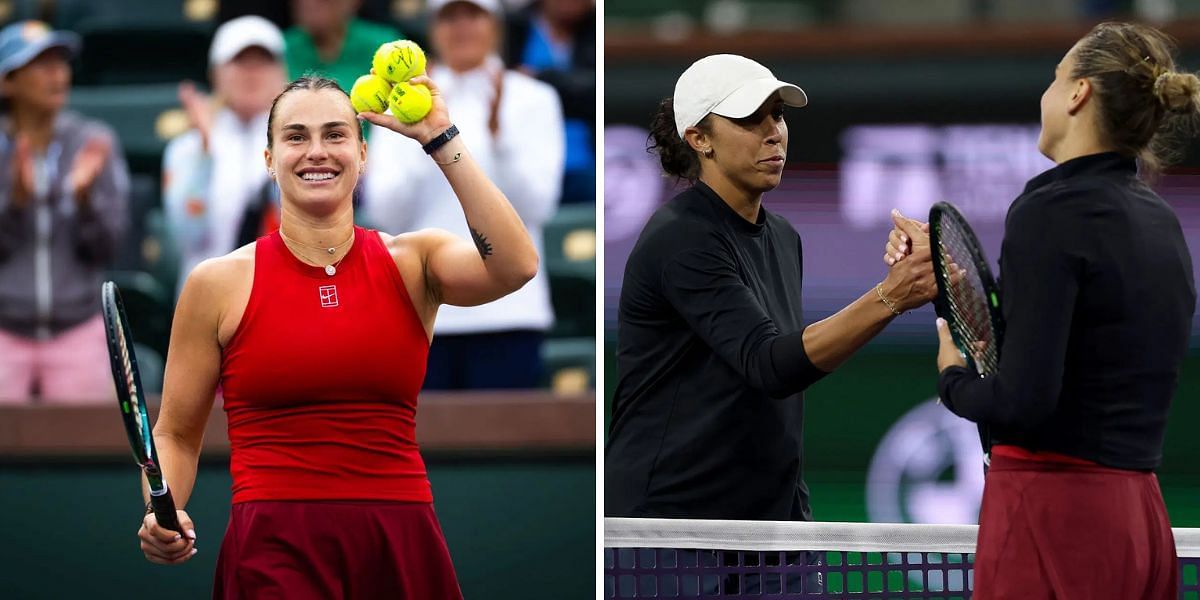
xmin=939 ymin=152 xmax=1195 ymax=470
xmin=606 ymin=181 xmax=827 ymax=520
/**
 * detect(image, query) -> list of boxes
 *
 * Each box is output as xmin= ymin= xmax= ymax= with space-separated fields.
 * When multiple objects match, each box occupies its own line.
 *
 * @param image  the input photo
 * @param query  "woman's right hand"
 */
xmin=878 ymin=213 xmax=937 ymax=312
xmin=883 ymin=209 xmax=929 ymax=266
xmin=178 ymin=81 xmax=214 ymax=152
xmin=138 ymin=509 xmax=197 ymax=565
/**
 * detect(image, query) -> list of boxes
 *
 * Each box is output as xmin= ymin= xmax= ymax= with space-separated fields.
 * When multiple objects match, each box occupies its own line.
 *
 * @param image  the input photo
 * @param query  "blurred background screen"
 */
xmin=605 ymin=0 xmax=1200 ymax=528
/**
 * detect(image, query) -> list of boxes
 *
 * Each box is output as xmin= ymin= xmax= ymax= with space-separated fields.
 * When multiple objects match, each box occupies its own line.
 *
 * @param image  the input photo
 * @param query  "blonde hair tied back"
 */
xmin=1153 ymin=70 xmax=1200 ymax=114
xmin=1072 ymin=22 xmax=1200 ymax=175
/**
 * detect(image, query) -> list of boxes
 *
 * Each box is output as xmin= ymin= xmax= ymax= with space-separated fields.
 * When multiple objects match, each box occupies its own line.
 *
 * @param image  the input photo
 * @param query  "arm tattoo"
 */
xmin=470 ymin=227 xmax=493 ymax=260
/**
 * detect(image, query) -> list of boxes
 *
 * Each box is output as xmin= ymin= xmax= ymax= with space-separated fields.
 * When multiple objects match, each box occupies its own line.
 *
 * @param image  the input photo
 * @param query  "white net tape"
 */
xmin=606 ymin=518 xmax=1200 ymax=558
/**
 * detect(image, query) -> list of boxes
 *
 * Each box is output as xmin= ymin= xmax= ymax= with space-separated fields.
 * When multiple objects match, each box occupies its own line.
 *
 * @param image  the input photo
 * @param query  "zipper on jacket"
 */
xmin=33 ymin=143 xmax=60 ymax=340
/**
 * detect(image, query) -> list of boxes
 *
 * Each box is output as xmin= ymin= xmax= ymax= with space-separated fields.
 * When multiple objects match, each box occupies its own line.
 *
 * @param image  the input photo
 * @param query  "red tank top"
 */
xmin=220 ymin=227 xmax=432 ymax=503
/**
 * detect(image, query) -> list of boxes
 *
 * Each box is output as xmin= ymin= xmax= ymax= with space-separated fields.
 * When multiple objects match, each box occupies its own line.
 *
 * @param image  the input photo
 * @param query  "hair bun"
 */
xmin=1153 ymin=71 xmax=1200 ymax=114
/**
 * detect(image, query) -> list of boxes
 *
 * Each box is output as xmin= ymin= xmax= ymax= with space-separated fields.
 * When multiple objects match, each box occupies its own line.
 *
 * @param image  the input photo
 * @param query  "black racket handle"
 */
xmin=151 ymin=491 xmax=182 ymax=535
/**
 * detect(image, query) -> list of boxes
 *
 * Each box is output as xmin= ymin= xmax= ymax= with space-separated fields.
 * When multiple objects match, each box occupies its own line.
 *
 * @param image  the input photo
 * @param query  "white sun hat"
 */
xmin=672 ymin=54 xmax=808 ymax=138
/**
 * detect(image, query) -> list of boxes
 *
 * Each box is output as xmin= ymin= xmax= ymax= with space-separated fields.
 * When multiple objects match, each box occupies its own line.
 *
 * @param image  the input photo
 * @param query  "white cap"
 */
xmin=427 ymin=0 xmax=502 ymax=16
xmin=208 ymin=16 xmax=285 ymax=67
xmin=673 ymin=54 xmax=807 ymax=138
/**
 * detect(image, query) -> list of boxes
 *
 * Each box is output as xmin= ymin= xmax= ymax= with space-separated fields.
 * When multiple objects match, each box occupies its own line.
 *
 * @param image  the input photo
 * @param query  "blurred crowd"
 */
xmin=0 ymin=0 xmax=596 ymax=403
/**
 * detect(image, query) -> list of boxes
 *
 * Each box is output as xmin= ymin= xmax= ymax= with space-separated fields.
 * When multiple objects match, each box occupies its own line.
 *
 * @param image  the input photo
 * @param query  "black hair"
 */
xmin=266 ymin=74 xmax=364 ymax=149
xmin=647 ymin=97 xmax=712 ymax=181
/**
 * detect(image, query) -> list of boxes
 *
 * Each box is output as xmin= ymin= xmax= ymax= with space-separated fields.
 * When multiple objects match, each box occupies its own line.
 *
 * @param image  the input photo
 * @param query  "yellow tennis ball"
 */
xmin=388 ymin=82 xmax=432 ymax=124
xmin=372 ymin=40 xmax=426 ymax=84
xmin=350 ymin=74 xmax=392 ymax=114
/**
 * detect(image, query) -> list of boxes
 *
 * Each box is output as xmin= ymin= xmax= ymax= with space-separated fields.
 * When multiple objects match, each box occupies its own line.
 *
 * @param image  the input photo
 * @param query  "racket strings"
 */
xmin=937 ymin=231 xmax=1001 ymax=375
xmin=944 ymin=289 xmax=989 ymax=362
xmin=945 ymin=291 xmax=1000 ymax=373
xmin=114 ymin=317 xmax=143 ymax=427
xmin=112 ymin=306 xmax=155 ymax=466
xmin=945 ymin=283 xmax=993 ymax=352
xmin=941 ymin=263 xmax=993 ymax=346
xmin=946 ymin=300 xmax=998 ymax=373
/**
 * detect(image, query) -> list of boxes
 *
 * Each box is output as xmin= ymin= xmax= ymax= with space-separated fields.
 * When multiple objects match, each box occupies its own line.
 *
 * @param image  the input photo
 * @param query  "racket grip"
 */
xmin=151 ymin=490 xmax=182 ymax=535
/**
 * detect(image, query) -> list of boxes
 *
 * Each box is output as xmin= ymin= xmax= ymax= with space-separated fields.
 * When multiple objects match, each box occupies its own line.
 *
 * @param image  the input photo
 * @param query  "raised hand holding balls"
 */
xmin=350 ymin=74 xmax=393 ymax=115
xmin=357 ymin=75 xmax=451 ymax=146
xmin=372 ymin=40 xmax=426 ymax=84
xmin=357 ymin=40 xmax=447 ymax=145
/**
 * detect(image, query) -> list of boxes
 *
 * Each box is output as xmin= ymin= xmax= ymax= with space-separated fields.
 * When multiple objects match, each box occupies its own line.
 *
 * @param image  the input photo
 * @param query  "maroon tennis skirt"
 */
xmin=973 ymin=447 xmax=1178 ymax=600
xmin=212 ymin=500 xmax=463 ymax=600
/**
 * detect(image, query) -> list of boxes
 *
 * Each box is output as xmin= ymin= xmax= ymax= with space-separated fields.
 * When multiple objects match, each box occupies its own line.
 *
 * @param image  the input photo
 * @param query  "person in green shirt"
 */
xmin=286 ymin=0 xmax=402 ymax=219
xmin=285 ymin=0 xmax=403 ymax=92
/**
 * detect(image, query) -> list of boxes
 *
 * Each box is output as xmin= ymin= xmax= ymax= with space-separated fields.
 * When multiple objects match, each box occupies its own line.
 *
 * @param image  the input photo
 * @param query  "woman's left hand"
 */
xmin=358 ymin=75 xmax=455 ymax=146
xmin=936 ymin=318 xmax=968 ymax=372
xmin=69 ymin=134 xmax=112 ymax=206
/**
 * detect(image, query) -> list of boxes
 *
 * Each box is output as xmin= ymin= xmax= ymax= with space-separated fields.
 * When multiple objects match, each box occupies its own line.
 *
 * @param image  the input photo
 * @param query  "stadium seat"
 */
xmin=0 ymin=0 xmax=39 ymax=27
xmin=110 ymin=174 xmax=181 ymax=302
xmin=132 ymin=342 xmax=165 ymax=395
xmin=103 ymin=270 xmax=172 ymax=359
xmin=544 ymin=204 xmax=596 ymax=338
xmin=52 ymin=0 xmax=217 ymax=31
xmin=393 ymin=16 xmax=429 ymax=50
xmin=71 ymin=19 xmax=212 ymax=86
xmin=112 ymin=173 xmax=159 ymax=272
xmin=606 ymin=0 xmax=709 ymax=21
xmin=68 ymin=83 xmax=189 ymax=176
xmin=143 ymin=208 xmax=181 ymax=302
xmin=542 ymin=336 xmax=595 ymax=394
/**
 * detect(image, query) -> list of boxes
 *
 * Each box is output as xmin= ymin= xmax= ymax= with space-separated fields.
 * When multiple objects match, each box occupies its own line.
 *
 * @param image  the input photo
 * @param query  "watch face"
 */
xmin=423 ymin=125 xmax=458 ymax=153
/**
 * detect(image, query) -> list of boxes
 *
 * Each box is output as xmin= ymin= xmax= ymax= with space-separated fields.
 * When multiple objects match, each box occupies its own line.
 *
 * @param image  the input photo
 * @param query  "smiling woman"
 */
xmin=132 ymin=74 xmax=538 ymax=599
xmin=264 ymin=77 xmax=365 ymax=236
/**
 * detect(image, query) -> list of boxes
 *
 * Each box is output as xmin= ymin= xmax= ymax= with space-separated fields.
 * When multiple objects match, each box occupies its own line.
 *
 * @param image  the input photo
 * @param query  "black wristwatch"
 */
xmin=422 ymin=125 xmax=460 ymax=155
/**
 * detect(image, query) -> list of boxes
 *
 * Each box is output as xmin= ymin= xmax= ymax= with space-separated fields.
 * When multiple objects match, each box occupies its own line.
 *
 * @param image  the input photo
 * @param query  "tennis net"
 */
xmin=605 ymin=518 xmax=1200 ymax=599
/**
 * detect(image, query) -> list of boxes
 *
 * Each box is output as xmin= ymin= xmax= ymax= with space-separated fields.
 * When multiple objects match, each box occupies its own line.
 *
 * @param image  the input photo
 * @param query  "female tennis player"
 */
xmin=134 ymin=75 xmax=537 ymax=598
xmin=889 ymin=22 xmax=1197 ymax=599
xmin=605 ymin=54 xmax=936 ymax=524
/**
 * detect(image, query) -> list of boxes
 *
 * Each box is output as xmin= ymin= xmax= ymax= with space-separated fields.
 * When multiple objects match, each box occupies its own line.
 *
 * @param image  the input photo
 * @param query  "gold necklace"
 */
xmin=279 ymin=226 xmax=354 ymax=276
xmin=278 ymin=225 xmax=354 ymax=255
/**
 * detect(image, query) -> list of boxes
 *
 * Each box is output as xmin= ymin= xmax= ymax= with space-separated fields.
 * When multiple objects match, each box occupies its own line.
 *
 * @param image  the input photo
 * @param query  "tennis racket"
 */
xmin=101 ymin=281 xmax=181 ymax=534
xmin=928 ymin=202 xmax=1005 ymax=465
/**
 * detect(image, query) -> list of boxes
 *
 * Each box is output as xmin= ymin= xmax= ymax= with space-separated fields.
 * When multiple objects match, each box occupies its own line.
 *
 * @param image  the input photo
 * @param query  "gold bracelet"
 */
xmin=875 ymin=283 xmax=902 ymax=315
xmin=433 ymin=151 xmax=462 ymax=166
